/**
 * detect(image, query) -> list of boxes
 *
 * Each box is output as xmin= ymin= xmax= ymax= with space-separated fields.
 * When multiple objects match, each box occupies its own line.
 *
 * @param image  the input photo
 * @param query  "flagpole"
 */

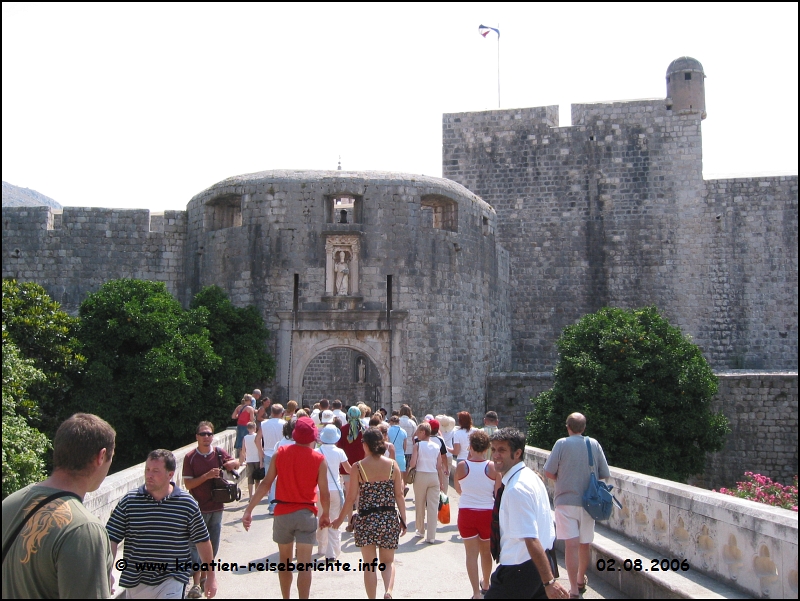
xmin=497 ymin=23 xmax=501 ymax=109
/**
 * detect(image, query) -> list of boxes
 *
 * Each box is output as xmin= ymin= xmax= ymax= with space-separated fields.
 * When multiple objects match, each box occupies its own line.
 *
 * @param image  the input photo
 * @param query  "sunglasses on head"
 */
xmin=197 ymin=432 xmax=213 ymax=437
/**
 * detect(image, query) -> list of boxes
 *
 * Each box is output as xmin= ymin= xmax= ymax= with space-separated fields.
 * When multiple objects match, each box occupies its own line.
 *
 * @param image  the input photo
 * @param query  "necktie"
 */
xmin=490 ymin=482 xmax=505 ymax=562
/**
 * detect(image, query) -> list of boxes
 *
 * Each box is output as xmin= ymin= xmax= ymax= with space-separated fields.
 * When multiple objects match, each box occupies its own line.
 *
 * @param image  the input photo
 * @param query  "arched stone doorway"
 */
xmin=300 ymin=347 xmax=382 ymax=409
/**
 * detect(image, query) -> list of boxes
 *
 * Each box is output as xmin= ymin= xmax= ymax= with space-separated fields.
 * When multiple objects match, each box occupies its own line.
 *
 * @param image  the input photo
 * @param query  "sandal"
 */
xmin=480 ymin=580 xmax=490 ymax=594
xmin=578 ymin=574 xmax=588 ymax=594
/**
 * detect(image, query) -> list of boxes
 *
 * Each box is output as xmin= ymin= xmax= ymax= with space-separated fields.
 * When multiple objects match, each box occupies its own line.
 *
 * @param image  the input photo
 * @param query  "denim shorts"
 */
xmin=190 ymin=510 xmax=222 ymax=564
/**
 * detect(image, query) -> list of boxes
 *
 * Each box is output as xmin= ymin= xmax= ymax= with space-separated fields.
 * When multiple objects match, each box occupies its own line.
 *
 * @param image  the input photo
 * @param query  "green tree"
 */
xmin=2 ymin=279 xmax=85 ymax=436
xmin=2 ymin=335 xmax=51 ymax=498
xmin=75 ymin=279 xmax=221 ymax=469
xmin=527 ymin=306 xmax=729 ymax=482
xmin=190 ymin=285 xmax=275 ymax=410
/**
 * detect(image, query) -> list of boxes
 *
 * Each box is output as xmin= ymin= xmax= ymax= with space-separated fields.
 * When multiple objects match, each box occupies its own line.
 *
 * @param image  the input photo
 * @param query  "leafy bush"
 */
xmin=2 ymin=279 xmax=85 ymax=437
xmin=1 ymin=278 xmax=276 ymax=479
xmin=2 ymin=337 xmax=50 ymax=498
xmin=190 ymin=285 xmax=275 ymax=409
xmin=527 ymin=306 xmax=729 ymax=482
xmin=73 ymin=280 xmax=275 ymax=471
xmin=75 ymin=279 xmax=222 ymax=469
xmin=715 ymin=473 xmax=798 ymax=511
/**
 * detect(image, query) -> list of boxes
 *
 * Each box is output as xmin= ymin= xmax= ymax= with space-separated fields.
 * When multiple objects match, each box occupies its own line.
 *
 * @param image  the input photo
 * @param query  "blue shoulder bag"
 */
xmin=581 ymin=437 xmax=621 ymax=521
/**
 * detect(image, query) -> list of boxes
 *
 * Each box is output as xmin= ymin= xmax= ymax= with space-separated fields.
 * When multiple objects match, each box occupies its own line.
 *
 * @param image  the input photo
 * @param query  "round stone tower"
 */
xmin=183 ymin=170 xmax=511 ymax=415
xmin=666 ymin=56 xmax=706 ymax=119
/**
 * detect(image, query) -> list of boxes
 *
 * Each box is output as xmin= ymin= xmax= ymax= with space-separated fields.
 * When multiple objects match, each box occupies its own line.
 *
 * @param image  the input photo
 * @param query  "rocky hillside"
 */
xmin=2 ymin=181 xmax=61 ymax=209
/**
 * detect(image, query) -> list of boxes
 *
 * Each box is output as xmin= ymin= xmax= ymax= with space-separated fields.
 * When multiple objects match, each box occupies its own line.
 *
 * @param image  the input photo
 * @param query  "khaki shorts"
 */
xmin=127 ymin=578 xmax=184 ymax=599
xmin=554 ymin=505 xmax=595 ymax=544
xmin=273 ymin=509 xmax=318 ymax=545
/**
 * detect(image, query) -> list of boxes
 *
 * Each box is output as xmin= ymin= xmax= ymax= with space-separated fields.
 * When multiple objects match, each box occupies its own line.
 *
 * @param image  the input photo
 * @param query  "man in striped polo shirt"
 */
xmin=107 ymin=449 xmax=218 ymax=599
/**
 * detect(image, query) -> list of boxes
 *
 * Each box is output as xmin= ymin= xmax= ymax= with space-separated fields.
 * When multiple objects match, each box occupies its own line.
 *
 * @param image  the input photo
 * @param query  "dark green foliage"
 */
xmin=527 ymin=306 xmax=729 ymax=482
xmin=2 ymin=279 xmax=85 ymax=436
xmin=75 ymin=280 xmax=221 ymax=469
xmin=190 ymin=285 xmax=275 ymax=410
xmin=1 ymin=278 xmax=275 ymax=478
xmin=2 ymin=337 xmax=50 ymax=498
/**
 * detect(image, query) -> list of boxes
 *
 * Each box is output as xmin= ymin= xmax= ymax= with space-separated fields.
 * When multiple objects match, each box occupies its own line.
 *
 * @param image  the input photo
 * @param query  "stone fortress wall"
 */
xmin=443 ymin=98 xmax=797 ymax=372
xmin=2 ymin=206 xmax=188 ymax=308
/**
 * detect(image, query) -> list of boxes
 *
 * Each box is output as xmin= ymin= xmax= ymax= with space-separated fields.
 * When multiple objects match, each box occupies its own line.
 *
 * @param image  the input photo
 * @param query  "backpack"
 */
xmin=581 ymin=437 xmax=621 ymax=521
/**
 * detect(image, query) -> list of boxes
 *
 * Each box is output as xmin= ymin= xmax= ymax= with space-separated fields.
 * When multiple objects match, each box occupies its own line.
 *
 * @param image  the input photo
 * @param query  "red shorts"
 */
xmin=457 ymin=508 xmax=492 ymax=540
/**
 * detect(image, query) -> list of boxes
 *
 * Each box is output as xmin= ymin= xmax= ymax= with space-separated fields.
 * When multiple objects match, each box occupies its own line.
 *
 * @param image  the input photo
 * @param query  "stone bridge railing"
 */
xmin=525 ymin=446 xmax=798 ymax=599
xmin=85 ymin=429 xmax=237 ymax=525
xmin=83 ymin=430 xmax=796 ymax=598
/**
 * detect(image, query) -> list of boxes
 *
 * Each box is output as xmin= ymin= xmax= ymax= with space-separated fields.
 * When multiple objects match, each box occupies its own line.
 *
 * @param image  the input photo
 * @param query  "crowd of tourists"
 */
xmin=2 ymin=385 xmax=610 ymax=601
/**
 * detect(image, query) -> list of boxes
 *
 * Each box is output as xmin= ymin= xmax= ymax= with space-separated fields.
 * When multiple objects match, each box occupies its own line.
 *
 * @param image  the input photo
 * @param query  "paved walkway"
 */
xmin=210 ymin=482 xmax=624 ymax=599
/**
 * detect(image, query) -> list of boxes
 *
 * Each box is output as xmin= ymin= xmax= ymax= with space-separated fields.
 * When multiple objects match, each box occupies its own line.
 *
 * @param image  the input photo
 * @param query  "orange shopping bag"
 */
xmin=438 ymin=492 xmax=451 ymax=524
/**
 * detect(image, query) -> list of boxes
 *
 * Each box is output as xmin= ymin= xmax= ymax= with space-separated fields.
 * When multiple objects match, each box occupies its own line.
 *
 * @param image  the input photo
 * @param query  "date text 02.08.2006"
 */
xmin=596 ymin=558 xmax=690 ymax=572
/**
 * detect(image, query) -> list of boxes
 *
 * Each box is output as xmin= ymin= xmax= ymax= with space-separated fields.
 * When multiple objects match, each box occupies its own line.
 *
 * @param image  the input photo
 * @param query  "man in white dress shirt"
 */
xmin=485 ymin=428 xmax=568 ymax=600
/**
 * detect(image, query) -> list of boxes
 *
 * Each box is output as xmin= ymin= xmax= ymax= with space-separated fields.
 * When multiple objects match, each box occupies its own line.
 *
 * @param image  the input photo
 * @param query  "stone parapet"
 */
xmin=84 ymin=429 xmax=236 ymax=526
xmin=524 ymin=446 xmax=798 ymax=599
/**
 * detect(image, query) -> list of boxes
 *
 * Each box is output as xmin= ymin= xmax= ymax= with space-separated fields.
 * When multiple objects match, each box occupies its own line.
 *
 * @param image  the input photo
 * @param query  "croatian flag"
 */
xmin=478 ymin=24 xmax=500 ymax=39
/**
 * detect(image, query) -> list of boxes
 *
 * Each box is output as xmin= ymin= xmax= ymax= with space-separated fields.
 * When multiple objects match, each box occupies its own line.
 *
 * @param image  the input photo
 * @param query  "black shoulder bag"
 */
xmin=210 ymin=448 xmax=241 ymax=504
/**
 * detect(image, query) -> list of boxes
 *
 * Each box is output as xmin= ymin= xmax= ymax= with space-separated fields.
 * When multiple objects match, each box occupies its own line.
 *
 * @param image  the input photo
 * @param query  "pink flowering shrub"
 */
xmin=715 ymin=472 xmax=798 ymax=512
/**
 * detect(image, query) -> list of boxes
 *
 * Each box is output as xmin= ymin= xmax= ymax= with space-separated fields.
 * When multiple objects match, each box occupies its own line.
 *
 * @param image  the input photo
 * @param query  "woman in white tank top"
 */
xmin=454 ymin=429 xmax=497 ymax=599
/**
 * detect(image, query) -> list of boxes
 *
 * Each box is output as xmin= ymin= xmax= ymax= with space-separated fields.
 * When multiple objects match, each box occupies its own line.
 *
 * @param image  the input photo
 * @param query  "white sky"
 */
xmin=3 ymin=2 xmax=798 ymax=212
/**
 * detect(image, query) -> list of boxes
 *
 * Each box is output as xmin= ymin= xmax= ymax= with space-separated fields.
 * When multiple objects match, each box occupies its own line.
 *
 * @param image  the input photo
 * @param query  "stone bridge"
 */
xmin=88 ymin=429 xmax=797 ymax=599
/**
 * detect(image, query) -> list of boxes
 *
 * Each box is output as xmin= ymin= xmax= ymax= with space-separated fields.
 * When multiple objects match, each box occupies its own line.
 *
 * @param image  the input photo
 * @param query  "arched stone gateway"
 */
xmin=299 ymin=347 xmax=382 ymax=409
xmin=276 ymin=316 xmax=402 ymax=410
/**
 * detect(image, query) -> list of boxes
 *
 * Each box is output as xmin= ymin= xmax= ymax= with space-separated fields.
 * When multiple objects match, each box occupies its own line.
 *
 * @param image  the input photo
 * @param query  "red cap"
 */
xmin=293 ymin=417 xmax=319 ymax=444
xmin=428 ymin=419 xmax=440 ymax=434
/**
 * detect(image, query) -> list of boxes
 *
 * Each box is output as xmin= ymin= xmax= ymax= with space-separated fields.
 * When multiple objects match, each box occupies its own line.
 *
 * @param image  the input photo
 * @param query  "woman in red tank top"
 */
xmin=233 ymin=394 xmax=255 ymax=462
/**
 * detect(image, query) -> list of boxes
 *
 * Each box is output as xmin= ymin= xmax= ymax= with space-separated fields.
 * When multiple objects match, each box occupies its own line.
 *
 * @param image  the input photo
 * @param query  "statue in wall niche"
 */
xmin=357 ymin=357 xmax=366 ymax=383
xmin=334 ymin=250 xmax=350 ymax=295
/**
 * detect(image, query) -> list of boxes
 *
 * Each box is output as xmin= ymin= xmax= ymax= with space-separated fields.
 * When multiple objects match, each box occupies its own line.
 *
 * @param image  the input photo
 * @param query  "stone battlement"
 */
xmin=3 ymin=206 xmax=188 ymax=310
